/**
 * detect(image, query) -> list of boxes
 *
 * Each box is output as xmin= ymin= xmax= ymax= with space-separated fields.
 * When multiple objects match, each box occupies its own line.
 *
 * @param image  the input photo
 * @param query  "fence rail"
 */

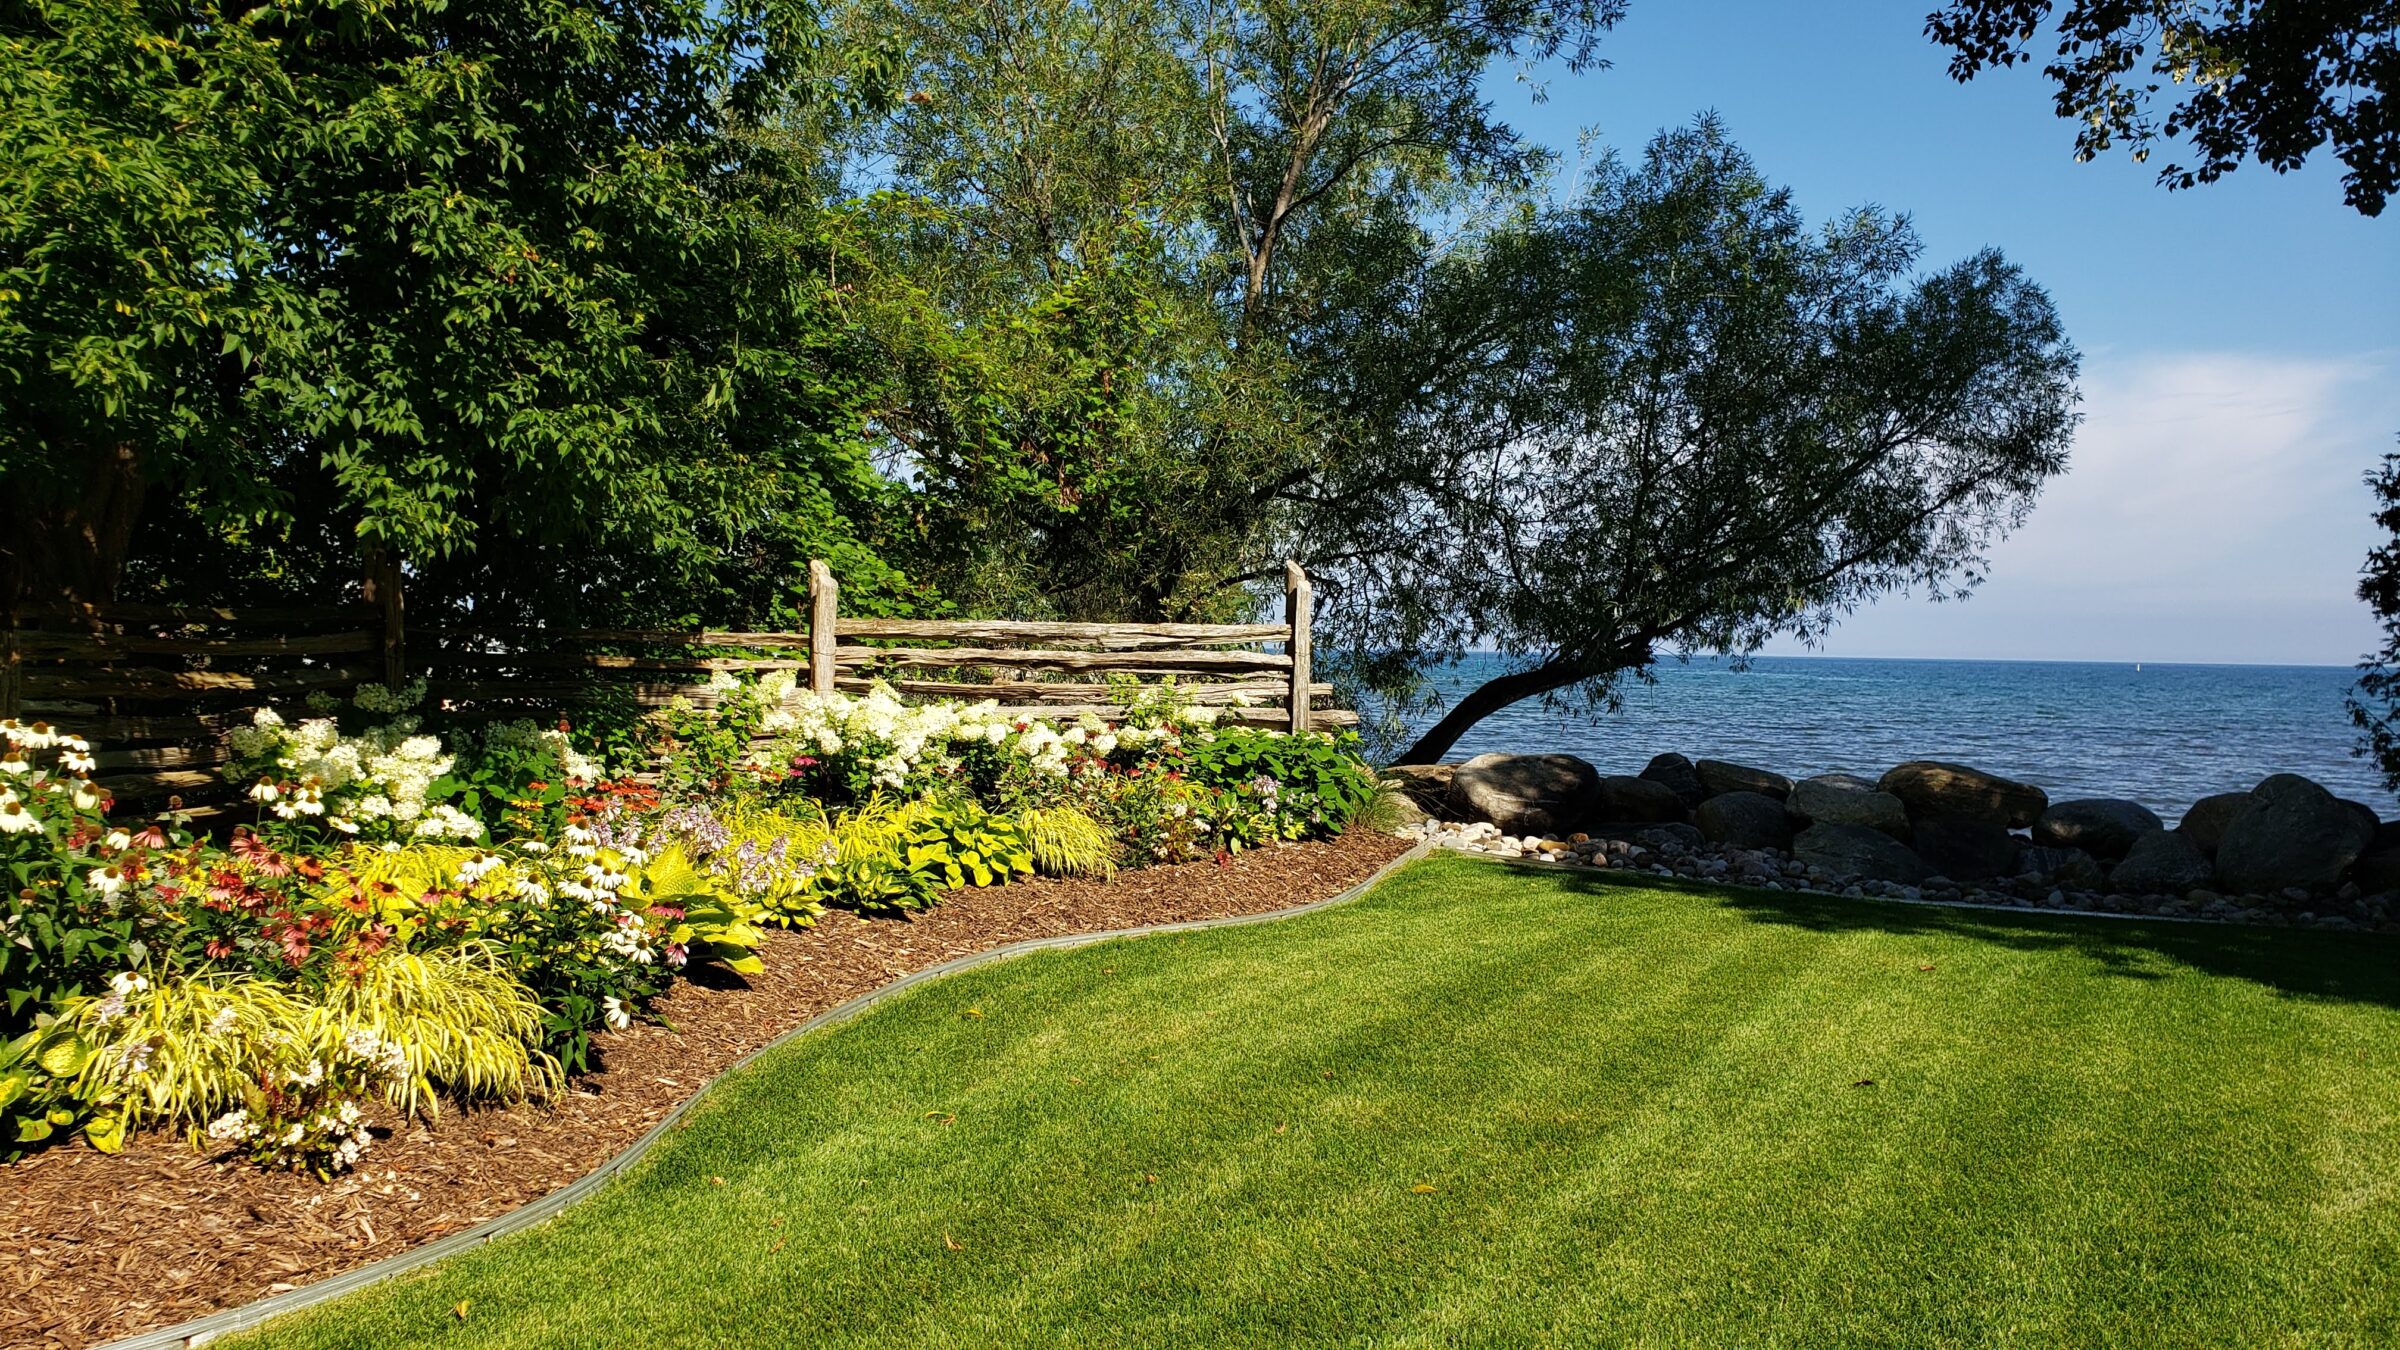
xmin=1 ymin=559 xmax=1347 ymax=817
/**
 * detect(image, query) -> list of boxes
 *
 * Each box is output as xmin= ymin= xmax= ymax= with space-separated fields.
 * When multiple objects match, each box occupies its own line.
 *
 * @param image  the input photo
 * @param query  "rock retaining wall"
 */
xmin=1388 ymin=751 xmax=2400 ymax=932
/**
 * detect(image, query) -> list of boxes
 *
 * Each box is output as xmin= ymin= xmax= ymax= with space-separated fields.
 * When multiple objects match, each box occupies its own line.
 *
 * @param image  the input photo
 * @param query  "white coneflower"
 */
xmin=58 ymin=746 xmax=95 ymax=774
xmin=249 ymin=778 xmax=281 ymax=803
xmin=70 ymin=779 xmax=102 ymax=811
xmin=13 ymin=722 xmax=58 ymax=751
xmin=0 ymin=794 xmax=40 ymax=835
xmin=108 ymin=970 xmax=147 ymax=997
xmin=103 ymin=829 xmax=132 ymax=850
xmin=602 ymin=996 xmax=632 ymax=1031
xmin=0 ymin=750 xmax=29 ymax=777
xmin=87 ymin=865 xmax=129 ymax=896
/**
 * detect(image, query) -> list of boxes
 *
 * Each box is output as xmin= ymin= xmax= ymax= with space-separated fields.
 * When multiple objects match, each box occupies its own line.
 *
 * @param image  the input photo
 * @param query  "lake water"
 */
xmin=1384 ymin=654 xmax=2390 ymax=824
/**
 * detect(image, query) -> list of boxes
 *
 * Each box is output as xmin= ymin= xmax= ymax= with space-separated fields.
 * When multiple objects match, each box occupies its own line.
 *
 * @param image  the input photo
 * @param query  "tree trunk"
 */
xmin=1 ymin=444 xmax=146 ymax=609
xmin=1393 ymin=657 xmax=1600 ymax=764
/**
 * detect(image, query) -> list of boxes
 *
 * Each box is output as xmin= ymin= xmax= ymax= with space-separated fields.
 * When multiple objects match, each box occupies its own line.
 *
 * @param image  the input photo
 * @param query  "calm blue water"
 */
xmin=1387 ymin=654 xmax=2390 ymax=823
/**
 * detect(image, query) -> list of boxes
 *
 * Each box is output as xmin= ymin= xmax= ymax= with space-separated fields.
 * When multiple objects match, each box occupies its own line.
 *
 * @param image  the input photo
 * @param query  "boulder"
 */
xmin=1694 ymin=758 xmax=1793 ymax=800
xmin=1447 ymin=753 xmax=1600 ymax=837
xmin=1787 ymin=774 xmax=1909 ymax=835
xmin=1638 ymin=752 xmax=1709 ymax=809
xmin=2174 ymin=792 xmax=2250 ymax=857
xmin=1910 ymin=816 xmax=2019 ymax=882
xmin=1878 ymin=760 xmax=2047 ymax=828
xmin=2107 ymin=829 xmax=2215 ymax=895
xmin=1694 ymin=791 xmax=1793 ymax=850
xmin=2341 ymin=798 xmax=2382 ymax=843
xmin=2015 ymin=844 xmax=2104 ymax=890
xmin=2351 ymin=844 xmax=2400 ymax=896
xmin=2034 ymin=798 xmax=2164 ymax=861
xmin=1383 ymin=793 xmax=1432 ymax=829
xmin=2213 ymin=773 xmax=2375 ymax=895
xmin=1634 ymin=821 xmax=1705 ymax=853
xmin=1595 ymin=774 xmax=1689 ymax=824
xmin=1795 ymin=822 xmax=1930 ymax=885
xmin=1380 ymin=763 xmax=1455 ymax=813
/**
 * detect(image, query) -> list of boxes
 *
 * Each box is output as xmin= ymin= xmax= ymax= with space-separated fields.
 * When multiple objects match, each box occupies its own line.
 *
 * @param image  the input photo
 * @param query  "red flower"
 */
xmin=204 ymin=938 xmax=235 ymax=960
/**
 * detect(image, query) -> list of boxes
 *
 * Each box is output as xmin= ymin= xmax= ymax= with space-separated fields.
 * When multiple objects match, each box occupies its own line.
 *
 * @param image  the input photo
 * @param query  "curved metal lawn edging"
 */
xmin=102 ymin=839 xmax=1434 ymax=1350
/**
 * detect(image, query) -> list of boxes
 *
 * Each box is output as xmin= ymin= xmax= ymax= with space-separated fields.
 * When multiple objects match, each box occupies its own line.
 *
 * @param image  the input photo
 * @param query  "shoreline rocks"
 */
xmin=1386 ymin=750 xmax=2400 ymax=936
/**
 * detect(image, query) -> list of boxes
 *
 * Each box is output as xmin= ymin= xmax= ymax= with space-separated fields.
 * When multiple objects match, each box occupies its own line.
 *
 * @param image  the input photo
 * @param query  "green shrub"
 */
xmin=1180 ymin=727 xmax=1378 ymax=839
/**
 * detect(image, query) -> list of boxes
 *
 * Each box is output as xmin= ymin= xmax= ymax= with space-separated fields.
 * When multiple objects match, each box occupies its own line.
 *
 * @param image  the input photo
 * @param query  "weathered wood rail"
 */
xmin=0 ymin=559 xmax=1346 ymax=814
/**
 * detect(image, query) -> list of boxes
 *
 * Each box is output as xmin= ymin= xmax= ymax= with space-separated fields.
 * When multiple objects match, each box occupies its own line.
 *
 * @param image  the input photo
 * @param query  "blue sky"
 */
xmin=1484 ymin=3 xmax=2398 ymax=666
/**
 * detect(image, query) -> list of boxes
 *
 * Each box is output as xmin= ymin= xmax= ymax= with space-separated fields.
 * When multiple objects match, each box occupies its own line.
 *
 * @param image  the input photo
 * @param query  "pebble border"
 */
xmin=99 ymin=839 xmax=1434 ymax=1350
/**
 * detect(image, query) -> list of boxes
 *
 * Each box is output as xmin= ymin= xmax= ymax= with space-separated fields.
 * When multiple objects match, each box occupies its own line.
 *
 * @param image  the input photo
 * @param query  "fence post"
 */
xmin=1284 ymin=559 xmax=1312 ymax=733
xmin=364 ymin=548 xmax=405 ymax=689
xmin=808 ymin=559 xmax=839 ymax=695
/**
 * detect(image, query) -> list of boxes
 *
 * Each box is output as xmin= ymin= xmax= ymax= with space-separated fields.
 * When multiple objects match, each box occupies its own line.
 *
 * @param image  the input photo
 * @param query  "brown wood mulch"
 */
xmin=0 ymin=830 xmax=1414 ymax=1350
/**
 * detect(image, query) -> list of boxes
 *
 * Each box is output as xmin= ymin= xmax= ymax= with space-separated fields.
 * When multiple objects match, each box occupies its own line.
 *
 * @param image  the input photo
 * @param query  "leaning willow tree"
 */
xmin=1303 ymin=122 xmax=2082 ymax=763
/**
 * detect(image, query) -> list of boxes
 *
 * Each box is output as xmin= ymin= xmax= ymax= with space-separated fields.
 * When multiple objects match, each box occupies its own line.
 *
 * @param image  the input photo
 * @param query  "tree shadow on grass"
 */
xmin=1480 ymin=859 xmax=2400 ymax=1013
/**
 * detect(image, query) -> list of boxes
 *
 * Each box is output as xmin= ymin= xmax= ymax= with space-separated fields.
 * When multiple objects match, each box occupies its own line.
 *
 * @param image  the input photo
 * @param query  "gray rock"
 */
xmin=1794 ymin=822 xmax=1931 ymax=885
xmin=1633 ymin=822 xmax=1705 ymax=853
xmin=2214 ymin=773 xmax=2376 ymax=895
xmin=2341 ymin=798 xmax=2383 ymax=844
xmin=1879 ymin=760 xmax=2048 ymax=828
xmin=2034 ymin=798 xmax=2164 ymax=860
xmin=1595 ymin=775 xmax=1689 ymax=824
xmin=1694 ymin=791 xmax=1793 ymax=850
xmin=2015 ymin=844 xmax=2105 ymax=890
xmin=1694 ymin=758 xmax=1793 ymax=800
xmin=2353 ymin=845 xmax=2400 ymax=895
xmin=1787 ymin=774 xmax=1910 ymax=835
xmin=2108 ymin=829 xmax=2214 ymax=894
xmin=1447 ymin=753 xmax=1600 ymax=837
xmin=1638 ymin=753 xmax=1708 ymax=809
xmin=1910 ymin=816 xmax=2019 ymax=882
xmin=1380 ymin=763 xmax=1456 ymax=814
xmin=2175 ymin=792 xmax=2250 ymax=856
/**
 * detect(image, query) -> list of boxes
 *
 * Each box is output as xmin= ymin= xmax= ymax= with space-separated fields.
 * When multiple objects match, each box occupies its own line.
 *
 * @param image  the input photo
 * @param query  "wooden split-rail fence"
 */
xmin=0 ymin=560 xmax=1345 ymax=818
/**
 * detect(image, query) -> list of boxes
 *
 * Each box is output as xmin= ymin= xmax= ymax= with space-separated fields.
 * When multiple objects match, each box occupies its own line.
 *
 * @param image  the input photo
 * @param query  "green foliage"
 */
xmin=1 ymin=0 xmax=917 ymax=621
xmin=1019 ymin=806 xmax=1114 ymax=879
xmin=622 ymin=847 xmax=771 ymax=977
xmin=1 ymin=1014 xmax=122 ymax=1159
xmin=902 ymin=798 xmax=1034 ymax=892
xmin=1928 ymin=0 xmax=2396 ymax=216
xmin=1181 ymin=728 xmax=1380 ymax=839
xmin=1 ymin=723 xmax=188 ymax=1032
xmin=656 ymin=673 xmax=797 ymax=799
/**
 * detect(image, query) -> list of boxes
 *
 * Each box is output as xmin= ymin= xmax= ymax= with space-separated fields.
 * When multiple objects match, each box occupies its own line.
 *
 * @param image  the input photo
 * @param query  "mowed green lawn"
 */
xmin=238 ymin=853 xmax=2400 ymax=1349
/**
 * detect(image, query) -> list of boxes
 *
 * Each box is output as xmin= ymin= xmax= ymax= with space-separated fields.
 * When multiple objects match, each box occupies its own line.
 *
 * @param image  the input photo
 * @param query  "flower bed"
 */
xmin=0 ymin=674 xmax=1391 ymax=1345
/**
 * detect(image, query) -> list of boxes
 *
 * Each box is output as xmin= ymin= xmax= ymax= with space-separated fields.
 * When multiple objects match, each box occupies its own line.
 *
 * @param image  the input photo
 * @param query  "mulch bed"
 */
xmin=0 ymin=830 xmax=1414 ymax=1350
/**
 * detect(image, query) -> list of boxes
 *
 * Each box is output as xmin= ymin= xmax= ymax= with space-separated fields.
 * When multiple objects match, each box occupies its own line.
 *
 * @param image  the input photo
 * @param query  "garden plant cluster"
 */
xmin=0 ymin=675 xmax=1378 ymax=1177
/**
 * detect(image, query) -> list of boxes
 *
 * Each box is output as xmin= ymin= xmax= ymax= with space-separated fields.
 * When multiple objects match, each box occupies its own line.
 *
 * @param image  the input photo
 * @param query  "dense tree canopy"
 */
xmin=1926 ymin=0 xmax=2399 ymax=215
xmin=813 ymin=0 xmax=1623 ymax=620
xmin=1 ymin=0 xmax=915 ymax=624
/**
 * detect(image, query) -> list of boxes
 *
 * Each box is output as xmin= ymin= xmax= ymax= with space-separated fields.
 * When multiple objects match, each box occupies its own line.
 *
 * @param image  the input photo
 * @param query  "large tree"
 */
xmin=1304 ymin=122 xmax=2081 ymax=763
xmin=1 ymin=0 xmax=914 ymax=624
xmin=1925 ymin=0 xmax=2398 ymax=215
xmin=815 ymin=0 xmax=1621 ymax=620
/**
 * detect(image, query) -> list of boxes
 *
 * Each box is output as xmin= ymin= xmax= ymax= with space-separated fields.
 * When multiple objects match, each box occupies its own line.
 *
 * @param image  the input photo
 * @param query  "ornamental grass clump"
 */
xmin=72 ymin=971 xmax=312 ymax=1131
xmin=304 ymin=944 xmax=556 ymax=1119
xmin=1020 ymin=806 xmax=1114 ymax=878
